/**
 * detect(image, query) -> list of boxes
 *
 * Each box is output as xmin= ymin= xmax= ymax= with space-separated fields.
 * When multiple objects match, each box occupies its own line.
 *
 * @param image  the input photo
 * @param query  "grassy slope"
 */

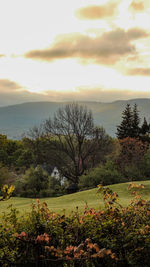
xmin=1 ymin=181 xmax=150 ymax=216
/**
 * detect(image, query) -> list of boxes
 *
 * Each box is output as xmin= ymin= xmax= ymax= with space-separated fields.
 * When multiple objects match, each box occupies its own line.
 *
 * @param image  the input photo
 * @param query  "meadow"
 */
xmin=1 ymin=181 xmax=150 ymax=216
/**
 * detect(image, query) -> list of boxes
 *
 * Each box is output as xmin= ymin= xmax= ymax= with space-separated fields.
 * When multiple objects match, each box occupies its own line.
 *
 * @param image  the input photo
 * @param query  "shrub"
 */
xmin=79 ymin=161 xmax=124 ymax=189
xmin=0 ymin=165 xmax=11 ymax=188
xmin=20 ymin=166 xmax=50 ymax=198
xmin=140 ymin=146 xmax=150 ymax=178
xmin=1 ymin=183 xmax=150 ymax=266
xmin=14 ymin=167 xmax=65 ymax=198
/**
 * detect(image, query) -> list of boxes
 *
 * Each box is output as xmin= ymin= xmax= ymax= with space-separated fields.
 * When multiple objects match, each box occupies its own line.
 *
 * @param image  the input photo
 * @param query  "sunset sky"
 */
xmin=0 ymin=0 xmax=150 ymax=105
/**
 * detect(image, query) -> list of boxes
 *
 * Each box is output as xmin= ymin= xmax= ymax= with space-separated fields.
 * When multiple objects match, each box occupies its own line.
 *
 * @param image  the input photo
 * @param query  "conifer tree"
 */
xmin=140 ymin=117 xmax=149 ymax=135
xmin=132 ymin=103 xmax=140 ymax=138
xmin=116 ymin=104 xmax=133 ymax=139
xmin=117 ymin=103 xmax=150 ymax=142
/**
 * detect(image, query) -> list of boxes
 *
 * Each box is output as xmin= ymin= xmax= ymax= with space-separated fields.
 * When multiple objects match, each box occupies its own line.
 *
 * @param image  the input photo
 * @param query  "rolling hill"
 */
xmin=0 ymin=98 xmax=150 ymax=139
xmin=1 ymin=181 xmax=150 ymax=215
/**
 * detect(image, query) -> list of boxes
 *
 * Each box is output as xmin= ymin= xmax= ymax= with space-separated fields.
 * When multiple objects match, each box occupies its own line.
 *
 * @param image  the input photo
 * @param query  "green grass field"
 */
xmin=1 ymin=181 xmax=150 ymax=217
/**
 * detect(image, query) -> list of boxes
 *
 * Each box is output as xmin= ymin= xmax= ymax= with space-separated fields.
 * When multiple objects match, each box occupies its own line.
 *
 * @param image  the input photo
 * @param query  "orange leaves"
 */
xmin=139 ymin=225 xmax=150 ymax=235
xmin=64 ymin=245 xmax=77 ymax=255
xmin=40 ymin=239 xmax=117 ymax=261
xmin=74 ymin=243 xmax=84 ymax=253
xmin=45 ymin=246 xmax=63 ymax=258
xmin=92 ymin=243 xmax=99 ymax=253
xmin=128 ymin=182 xmax=145 ymax=190
xmin=128 ymin=182 xmax=146 ymax=206
xmin=12 ymin=186 xmax=150 ymax=265
xmin=15 ymin=231 xmax=51 ymax=245
xmin=97 ymin=184 xmax=119 ymax=208
xmin=63 ymin=239 xmax=117 ymax=261
xmin=31 ymin=199 xmax=58 ymax=221
xmin=81 ymin=208 xmax=104 ymax=222
xmin=35 ymin=233 xmax=51 ymax=244
xmin=14 ymin=231 xmax=28 ymax=239
xmin=95 ymin=248 xmax=114 ymax=259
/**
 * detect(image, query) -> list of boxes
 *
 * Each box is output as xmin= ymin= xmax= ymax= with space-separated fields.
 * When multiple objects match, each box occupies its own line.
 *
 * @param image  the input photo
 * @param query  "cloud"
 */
xmin=0 ymin=81 xmax=150 ymax=106
xmin=0 ymin=79 xmax=21 ymax=92
xmin=0 ymin=79 xmax=49 ymax=106
xmin=25 ymin=28 xmax=148 ymax=65
xmin=75 ymin=2 xmax=118 ymax=20
xmin=127 ymin=68 xmax=150 ymax=76
xmin=126 ymin=28 xmax=147 ymax=39
xmin=0 ymin=90 xmax=49 ymax=107
xmin=43 ymin=87 xmax=150 ymax=103
xmin=129 ymin=1 xmax=145 ymax=12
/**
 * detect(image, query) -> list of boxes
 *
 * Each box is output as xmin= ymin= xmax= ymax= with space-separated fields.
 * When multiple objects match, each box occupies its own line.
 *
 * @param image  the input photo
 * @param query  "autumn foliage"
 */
xmin=116 ymin=137 xmax=148 ymax=178
xmin=1 ymin=184 xmax=150 ymax=266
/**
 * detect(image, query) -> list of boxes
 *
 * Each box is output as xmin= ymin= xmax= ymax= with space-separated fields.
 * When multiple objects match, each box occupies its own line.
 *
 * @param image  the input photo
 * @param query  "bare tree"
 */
xmin=43 ymin=103 xmax=112 ymax=185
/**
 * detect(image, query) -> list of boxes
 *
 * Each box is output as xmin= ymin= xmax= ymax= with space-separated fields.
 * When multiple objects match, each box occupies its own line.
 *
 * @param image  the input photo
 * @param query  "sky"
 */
xmin=0 ymin=0 xmax=150 ymax=106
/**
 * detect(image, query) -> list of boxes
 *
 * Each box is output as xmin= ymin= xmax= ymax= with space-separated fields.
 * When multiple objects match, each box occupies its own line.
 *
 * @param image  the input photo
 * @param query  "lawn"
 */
xmin=1 ymin=181 xmax=150 ymax=217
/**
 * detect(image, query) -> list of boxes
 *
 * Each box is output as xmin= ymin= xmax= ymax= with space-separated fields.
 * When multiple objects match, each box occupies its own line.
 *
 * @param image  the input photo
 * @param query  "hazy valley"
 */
xmin=0 ymin=98 xmax=150 ymax=139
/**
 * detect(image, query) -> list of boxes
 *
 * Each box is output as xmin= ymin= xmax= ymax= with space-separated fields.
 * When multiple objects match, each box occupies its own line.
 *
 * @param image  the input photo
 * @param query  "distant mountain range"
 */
xmin=0 ymin=98 xmax=150 ymax=139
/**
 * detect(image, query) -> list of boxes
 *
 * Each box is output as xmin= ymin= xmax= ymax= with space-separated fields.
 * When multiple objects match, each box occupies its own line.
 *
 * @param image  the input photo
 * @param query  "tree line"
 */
xmin=116 ymin=103 xmax=150 ymax=140
xmin=0 ymin=102 xmax=150 ymax=198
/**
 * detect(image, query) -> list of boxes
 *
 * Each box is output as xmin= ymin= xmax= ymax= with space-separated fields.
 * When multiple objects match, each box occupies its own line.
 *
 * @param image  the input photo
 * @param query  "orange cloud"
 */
xmin=127 ymin=68 xmax=150 ymax=76
xmin=25 ymin=28 xmax=148 ymax=65
xmin=0 ymin=79 xmax=21 ymax=92
xmin=75 ymin=2 xmax=118 ymax=20
xmin=0 ymin=79 xmax=49 ymax=106
xmin=38 ymin=87 xmax=150 ymax=103
xmin=129 ymin=1 xmax=145 ymax=12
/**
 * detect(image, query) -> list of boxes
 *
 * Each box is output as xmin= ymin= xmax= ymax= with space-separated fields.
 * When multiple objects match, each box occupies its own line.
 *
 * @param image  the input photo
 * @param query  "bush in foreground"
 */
xmin=0 ymin=183 xmax=150 ymax=266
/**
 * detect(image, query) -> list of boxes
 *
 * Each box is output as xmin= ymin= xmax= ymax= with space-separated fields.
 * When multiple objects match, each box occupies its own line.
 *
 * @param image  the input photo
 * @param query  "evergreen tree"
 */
xmin=116 ymin=104 xmax=133 ymax=139
xmin=117 ymin=103 xmax=150 ymax=142
xmin=140 ymin=117 xmax=149 ymax=135
xmin=132 ymin=103 xmax=140 ymax=138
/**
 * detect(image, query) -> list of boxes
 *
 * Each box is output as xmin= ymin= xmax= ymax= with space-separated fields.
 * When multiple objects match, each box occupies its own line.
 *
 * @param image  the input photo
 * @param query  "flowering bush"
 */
xmin=1 ymin=183 xmax=150 ymax=266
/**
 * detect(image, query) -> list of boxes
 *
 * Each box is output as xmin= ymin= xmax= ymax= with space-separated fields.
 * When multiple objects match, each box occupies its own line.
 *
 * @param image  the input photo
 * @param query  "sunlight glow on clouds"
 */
xmin=0 ymin=0 xmax=150 ymax=105
xmin=75 ymin=2 xmax=118 ymax=20
xmin=129 ymin=1 xmax=145 ymax=12
xmin=25 ymin=28 xmax=147 ymax=66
